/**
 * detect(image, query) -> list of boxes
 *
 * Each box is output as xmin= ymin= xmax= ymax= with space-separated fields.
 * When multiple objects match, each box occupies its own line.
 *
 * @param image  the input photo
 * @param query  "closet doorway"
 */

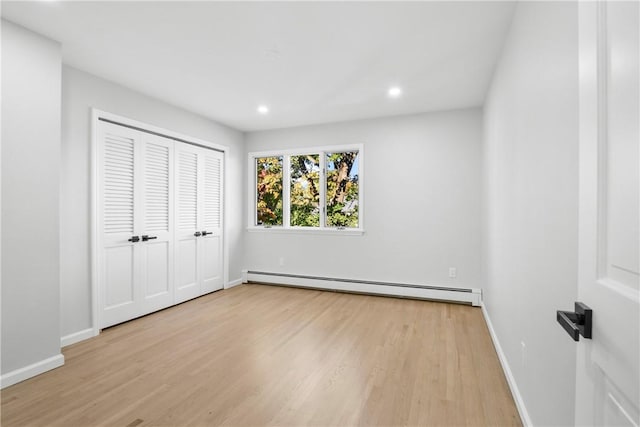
xmin=92 ymin=111 xmax=225 ymax=329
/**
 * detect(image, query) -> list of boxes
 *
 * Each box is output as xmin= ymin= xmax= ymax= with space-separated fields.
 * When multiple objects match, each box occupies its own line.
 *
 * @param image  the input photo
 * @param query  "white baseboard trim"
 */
xmin=246 ymin=271 xmax=482 ymax=306
xmin=61 ymin=328 xmax=97 ymax=348
xmin=225 ymin=278 xmax=243 ymax=289
xmin=481 ymin=302 xmax=532 ymax=427
xmin=1 ymin=354 xmax=65 ymax=389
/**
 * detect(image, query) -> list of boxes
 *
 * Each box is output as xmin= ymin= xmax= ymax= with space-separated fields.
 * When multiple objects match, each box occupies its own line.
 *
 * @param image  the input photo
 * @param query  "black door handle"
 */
xmin=141 ymin=235 xmax=157 ymax=242
xmin=201 ymin=231 xmax=212 ymax=236
xmin=128 ymin=236 xmax=140 ymax=242
xmin=557 ymin=302 xmax=592 ymax=341
xmin=194 ymin=231 xmax=202 ymax=237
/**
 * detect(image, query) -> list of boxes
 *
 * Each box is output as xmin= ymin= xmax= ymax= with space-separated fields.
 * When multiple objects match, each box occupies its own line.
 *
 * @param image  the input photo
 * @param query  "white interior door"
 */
xmin=98 ymin=122 xmax=143 ymax=328
xmin=98 ymin=122 xmax=176 ymax=327
xmin=200 ymin=149 xmax=224 ymax=293
xmin=175 ymin=144 xmax=201 ymax=304
xmin=576 ymin=2 xmax=639 ymax=425
xmin=96 ymin=114 xmax=225 ymax=328
xmin=139 ymin=134 xmax=175 ymax=314
xmin=174 ymin=144 xmax=224 ymax=303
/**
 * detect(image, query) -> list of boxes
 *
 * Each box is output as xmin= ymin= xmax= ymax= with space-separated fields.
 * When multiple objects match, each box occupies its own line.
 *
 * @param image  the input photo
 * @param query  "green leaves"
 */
xmin=290 ymin=154 xmax=320 ymax=227
xmin=256 ymin=156 xmax=283 ymax=225
xmin=326 ymin=151 xmax=359 ymax=228
xmin=255 ymin=150 xmax=359 ymax=229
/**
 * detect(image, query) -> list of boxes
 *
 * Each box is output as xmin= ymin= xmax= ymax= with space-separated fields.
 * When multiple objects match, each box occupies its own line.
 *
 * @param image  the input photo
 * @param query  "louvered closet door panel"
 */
xmin=140 ymin=135 xmax=175 ymax=314
xmin=98 ymin=122 xmax=143 ymax=328
xmin=104 ymin=135 xmax=135 ymax=234
xmin=201 ymin=150 xmax=224 ymax=293
xmin=174 ymin=144 xmax=201 ymax=304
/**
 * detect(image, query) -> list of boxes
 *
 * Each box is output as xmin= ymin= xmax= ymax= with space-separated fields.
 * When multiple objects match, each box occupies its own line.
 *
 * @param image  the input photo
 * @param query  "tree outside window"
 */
xmin=251 ymin=146 xmax=361 ymax=231
xmin=326 ymin=151 xmax=359 ymax=228
xmin=256 ymin=156 xmax=283 ymax=226
xmin=290 ymin=154 xmax=320 ymax=227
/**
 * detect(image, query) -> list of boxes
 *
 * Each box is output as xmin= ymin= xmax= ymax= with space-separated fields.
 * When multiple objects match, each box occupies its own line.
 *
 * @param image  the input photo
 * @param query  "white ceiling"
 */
xmin=2 ymin=1 xmax=515 ymax=132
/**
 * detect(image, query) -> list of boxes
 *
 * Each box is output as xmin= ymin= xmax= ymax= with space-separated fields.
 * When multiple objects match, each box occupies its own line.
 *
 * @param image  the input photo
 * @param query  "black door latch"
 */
xmin=141 ymin=235 xmax=157 ymax=241
xmin=557 ymin=302 xmax=592 ymax=341
xmin=128 ymin=236 xmax=140 ymax=242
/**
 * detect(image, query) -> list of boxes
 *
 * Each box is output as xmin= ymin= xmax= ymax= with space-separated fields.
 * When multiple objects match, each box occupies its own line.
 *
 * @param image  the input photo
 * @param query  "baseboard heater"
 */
xmin=244 ymin=271 xmax=482 ymax=306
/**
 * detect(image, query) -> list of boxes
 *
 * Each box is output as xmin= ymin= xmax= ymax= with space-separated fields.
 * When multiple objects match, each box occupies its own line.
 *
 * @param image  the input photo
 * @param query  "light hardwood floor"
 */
xmin=1 ymin=284 xmax=521 ymax=426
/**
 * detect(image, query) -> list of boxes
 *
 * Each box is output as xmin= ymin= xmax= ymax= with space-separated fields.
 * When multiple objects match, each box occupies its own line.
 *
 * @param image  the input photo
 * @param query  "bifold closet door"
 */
xmin=97 ymin=121 xmax=175 ymax=328
xmin=139 ymin=135 xmax=174 ymax=315
xmin=200 ymin=149 xmax=224 ymax=293
xmin=175 ymin=144 xmax=224 ymax=304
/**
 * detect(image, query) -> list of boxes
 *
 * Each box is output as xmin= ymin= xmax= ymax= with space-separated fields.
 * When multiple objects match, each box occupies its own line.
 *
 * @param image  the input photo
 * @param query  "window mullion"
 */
xmin=283 ymin=155 xmax=291 ymax=228
xmin=319 ymin=152 xmax=326 ymax=229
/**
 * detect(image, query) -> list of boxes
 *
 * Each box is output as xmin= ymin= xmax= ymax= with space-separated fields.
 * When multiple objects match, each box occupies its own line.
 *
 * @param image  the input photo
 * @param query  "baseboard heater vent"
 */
xmin=244 ymin=271 xmax=482 ymax=306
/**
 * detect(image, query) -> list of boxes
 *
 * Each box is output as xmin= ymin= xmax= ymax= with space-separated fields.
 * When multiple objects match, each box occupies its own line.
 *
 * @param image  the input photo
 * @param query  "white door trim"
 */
xmin=90 ymin=109 xmax=229 ymax=335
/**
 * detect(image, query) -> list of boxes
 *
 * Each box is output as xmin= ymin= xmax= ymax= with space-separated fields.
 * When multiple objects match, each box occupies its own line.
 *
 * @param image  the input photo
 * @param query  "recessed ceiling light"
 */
xmin=388 ymin=86 xmax=403 ymax=98
xmin=257 ymin=105 xmax=269 ymax=114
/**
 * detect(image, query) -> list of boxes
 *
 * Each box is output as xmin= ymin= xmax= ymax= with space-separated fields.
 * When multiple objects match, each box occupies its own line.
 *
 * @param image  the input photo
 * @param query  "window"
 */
xmin=290 ymin=154 xmax=320 ymax=227
xmin=255 ymin=156 xmax=283 ymax=226
xmin=325 ymin=151 xmax=359 ymax=228
xmin=249 ymin=145 xmax=363 ymax=233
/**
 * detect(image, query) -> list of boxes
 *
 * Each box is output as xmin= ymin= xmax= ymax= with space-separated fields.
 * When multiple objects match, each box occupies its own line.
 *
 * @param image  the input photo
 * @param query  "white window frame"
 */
xmin=247 ymin=144 xmax=364 ymax=235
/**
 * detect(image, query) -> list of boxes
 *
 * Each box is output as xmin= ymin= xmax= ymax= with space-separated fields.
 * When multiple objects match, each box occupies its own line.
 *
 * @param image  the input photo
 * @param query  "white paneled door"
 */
xmin=201 ymin=149 xmax=224 ymax=293
xmin=98 ymin=123 xmax=141 ymax=328
xmin=175 ymin=144 xmax=200 ymax=303
xmin=140 ymin=134 xmax=175 ymax=315
xmin=97 ymin=119 xmax=223 ymax=328
xmin=576 ymin=2 xmax=639 ymax=426
xmin=175 ymin=143 xmax=224 ymax=304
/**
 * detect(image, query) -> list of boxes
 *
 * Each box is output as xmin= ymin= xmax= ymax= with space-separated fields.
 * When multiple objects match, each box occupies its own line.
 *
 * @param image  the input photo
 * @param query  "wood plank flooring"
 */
xmin=1 ymin=284 xmax=521 ymax=426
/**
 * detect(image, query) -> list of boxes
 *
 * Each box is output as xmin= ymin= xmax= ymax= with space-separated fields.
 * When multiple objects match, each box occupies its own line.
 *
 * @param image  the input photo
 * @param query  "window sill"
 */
xmin=246 ymin=226 xmax=365 ymax=236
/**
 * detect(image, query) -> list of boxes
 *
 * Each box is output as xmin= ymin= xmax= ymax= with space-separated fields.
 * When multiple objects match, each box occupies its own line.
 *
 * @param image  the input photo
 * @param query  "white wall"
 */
xmin=61 ymin=66 xmax=245 ymax=338
xmin=1 ymin=21 xmax=63 ymax=374
xmin=245 ymin=109 xmax=482 ymax=289
xmin=482 ymin=2 xmax=579 ymax=425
